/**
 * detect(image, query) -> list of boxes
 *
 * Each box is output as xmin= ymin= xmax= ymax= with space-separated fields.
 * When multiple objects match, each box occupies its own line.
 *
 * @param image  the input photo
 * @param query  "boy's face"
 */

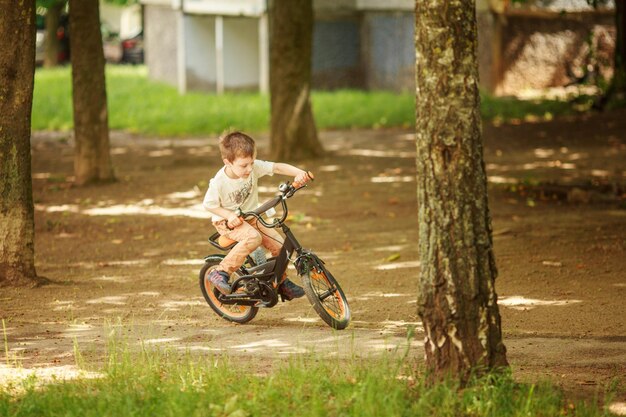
xmin=224 ymin=156 xmax=254 ymax=179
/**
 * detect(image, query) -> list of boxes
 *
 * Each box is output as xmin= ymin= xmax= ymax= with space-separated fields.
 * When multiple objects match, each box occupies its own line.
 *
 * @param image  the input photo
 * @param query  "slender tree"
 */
xmin=269 ymin=0 xmax=323 ymax=160
xmin=69 ymin=0 xmax=115 ymax=185
xmin=414 ymin=0 xmax=508 ymax=383
xmin=40 ymin=0 xmax=67 ymax=67
xmin=0 ymin=0 xmax=40 ymax=286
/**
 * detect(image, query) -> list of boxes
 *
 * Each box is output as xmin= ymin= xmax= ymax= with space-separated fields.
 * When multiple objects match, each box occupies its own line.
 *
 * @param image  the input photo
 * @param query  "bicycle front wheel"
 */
xmin=301 ymin=267 xmax=350 ymax=330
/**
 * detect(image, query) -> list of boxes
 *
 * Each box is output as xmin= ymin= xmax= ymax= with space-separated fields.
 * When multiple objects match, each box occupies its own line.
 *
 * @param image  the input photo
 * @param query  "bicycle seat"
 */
xmin=208 ymin=232 xmax=237 ymax=250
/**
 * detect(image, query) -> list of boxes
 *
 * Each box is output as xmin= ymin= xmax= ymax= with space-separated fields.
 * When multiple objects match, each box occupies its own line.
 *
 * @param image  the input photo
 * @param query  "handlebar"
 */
xmin=235 ymin=174 xmax=313 ymax=229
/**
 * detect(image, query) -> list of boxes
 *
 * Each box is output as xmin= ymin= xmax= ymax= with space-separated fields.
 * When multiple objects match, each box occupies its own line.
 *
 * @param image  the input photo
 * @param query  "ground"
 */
xmin=1 ymin=110 xmax=626 ymax=403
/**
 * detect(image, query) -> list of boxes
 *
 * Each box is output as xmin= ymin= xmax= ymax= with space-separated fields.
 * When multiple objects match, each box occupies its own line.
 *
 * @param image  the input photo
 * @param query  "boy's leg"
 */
xmin=250 ymin=219 xmax=304 ymax=300
xmin=250 ymin=219 xmax=283 ymax=258
xmin=213 ymin=220 xmax=262 ymax=275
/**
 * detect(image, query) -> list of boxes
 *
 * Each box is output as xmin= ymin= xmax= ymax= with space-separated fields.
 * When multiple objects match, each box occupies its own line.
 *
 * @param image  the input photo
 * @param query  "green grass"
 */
xmin=480 ymin=93 xmax=584 ymax=123
xmin=0 ymin=336 xmax=616 ymax=417
xmin=32 ymin=65 xmax=585 ymax=137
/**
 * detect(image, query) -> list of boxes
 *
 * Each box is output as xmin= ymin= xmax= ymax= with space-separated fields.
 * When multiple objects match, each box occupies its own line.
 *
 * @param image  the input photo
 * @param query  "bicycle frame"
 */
xmin=232 ymin=222 xmax=301 ymax=289
xmin=208 ymin=186 xmax=317 ymax=307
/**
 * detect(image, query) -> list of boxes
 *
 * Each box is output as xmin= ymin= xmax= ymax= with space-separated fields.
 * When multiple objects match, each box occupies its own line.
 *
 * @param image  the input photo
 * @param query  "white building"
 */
xmin=140 ymin=0 xmax=616 ymax=95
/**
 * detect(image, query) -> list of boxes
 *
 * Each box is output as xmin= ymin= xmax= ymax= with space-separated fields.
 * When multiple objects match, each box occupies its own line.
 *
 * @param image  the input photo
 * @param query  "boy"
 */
xmin=202 ymin=131 xmax=311 ymax=299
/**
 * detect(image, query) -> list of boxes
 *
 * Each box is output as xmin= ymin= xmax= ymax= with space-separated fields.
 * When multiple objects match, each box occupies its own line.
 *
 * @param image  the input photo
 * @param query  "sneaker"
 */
xmin=279 ymin=278 xmax=305 ymax=301
xmin=208 ymin=270 xmax=231 ymax=295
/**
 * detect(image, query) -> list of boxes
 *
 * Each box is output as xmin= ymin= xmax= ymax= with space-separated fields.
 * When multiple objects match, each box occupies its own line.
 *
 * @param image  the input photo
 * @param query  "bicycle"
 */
xmin=199 ymin=178 xmax=351 ymax=330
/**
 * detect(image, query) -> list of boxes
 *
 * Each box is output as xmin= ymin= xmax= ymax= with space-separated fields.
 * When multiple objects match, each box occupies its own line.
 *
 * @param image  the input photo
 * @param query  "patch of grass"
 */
xmin=0 ymin=336 xmax=615 ymax=417
xmin=312 ymin=90 xmax=414 ymax=130
xmin=32 ymin=67 xmax=73 ymax=132
xmin=32 ymin=65 xmax=590 ymax=137
xmin=480 ymin=94 xmax=580 ymax=124
xmin=32 ymin=66 xmax=270 ymax=136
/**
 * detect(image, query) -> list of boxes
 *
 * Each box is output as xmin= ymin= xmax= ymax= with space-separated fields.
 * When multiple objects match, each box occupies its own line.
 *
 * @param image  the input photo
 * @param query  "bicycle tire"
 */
xmin=199 ymin=257 xmax=258 ymax=324
xmin=301 ymin=266 xmax=350 ymax=330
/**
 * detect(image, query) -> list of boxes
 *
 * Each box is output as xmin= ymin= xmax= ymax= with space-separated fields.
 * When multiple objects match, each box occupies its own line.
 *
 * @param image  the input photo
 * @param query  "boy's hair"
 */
xmin=219 ymin=131 xmax=256 ymax=162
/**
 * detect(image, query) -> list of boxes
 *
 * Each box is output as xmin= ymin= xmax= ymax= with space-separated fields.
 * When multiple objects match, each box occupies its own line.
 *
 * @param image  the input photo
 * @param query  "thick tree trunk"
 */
xmin=0 ymin=0 xmax=39 ymax=286
xmin=596 ymin=0 xmax=626 ymax=109
xmin=269 ymin=0 xmax=323 ymax=161
xmin=69 ymin=0 xmax=114 ymax=185
xmin=414 ymin=0 xmax=508 ymax=383
xmin=44 ymin=1 xmax=64 ymax=68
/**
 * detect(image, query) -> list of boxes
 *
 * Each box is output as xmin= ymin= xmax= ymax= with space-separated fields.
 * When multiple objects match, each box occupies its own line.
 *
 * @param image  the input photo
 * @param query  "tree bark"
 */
xmin=69 ymin=0 xmax=115 ymax=185
xmin=0 ymin=0 xmax=39 ymax=286
xmin=269 ymin=0 xmax=323 ymax=161
xmin=414 ymin=0 xmax=508 ymax=384
xmin=44 ymin=1 xmax=64 ymax=67
xmin=613 ymin=0 xmax=626 ymax=94
xmin=595 ymin=0 xmax=626 ymax=109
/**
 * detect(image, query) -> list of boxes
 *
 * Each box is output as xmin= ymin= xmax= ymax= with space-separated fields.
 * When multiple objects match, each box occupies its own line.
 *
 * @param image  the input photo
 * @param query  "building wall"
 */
xmin=145 ymin=5 xmax=179 ymax=86
xmin=362 ymin=11 xmax=415 ymax=92
xmin=223 ymin=17 xmax=260 ymax=90
xmin=497 ymin=13 xmax=615 ymax=94
xmin=143 ymin=1 xmax=616 ymax=95
xmin=185 ymin=15 xmax=216 ymax=91
xmin=357 ymin=6 xmax=616 ymax=94
xmin=312 ymin=17 xmax=364 ymax=89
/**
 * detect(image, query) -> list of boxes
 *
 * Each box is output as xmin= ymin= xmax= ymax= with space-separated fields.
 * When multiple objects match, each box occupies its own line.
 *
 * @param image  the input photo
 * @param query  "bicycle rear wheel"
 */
xmin=301 ymin=267 xmax=350 ymax=330
xmin=199 ymin=257 xmax=258 ymax=324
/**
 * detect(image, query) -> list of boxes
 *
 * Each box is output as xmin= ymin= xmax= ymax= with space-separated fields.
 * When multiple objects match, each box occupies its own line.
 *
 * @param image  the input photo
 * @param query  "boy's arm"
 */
xmin=206 ymin=206 xmax=243 ymax=228
xmin=273 ymin=163 xmax=311 ymax=185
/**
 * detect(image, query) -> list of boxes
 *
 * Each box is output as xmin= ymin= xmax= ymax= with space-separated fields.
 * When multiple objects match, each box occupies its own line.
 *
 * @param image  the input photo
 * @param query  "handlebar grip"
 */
xmin=293 ymin=171 xmax=315 ymax=189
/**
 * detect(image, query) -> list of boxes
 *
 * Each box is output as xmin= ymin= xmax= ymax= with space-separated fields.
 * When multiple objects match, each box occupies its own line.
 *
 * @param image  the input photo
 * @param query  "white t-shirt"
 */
xmin=203 ymin=159 xmax=275 ymax=222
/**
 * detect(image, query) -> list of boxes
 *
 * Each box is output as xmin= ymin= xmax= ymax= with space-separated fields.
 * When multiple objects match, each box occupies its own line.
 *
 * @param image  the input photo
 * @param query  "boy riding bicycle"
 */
xmin=202 ymin=131 xmax=312 ymax=299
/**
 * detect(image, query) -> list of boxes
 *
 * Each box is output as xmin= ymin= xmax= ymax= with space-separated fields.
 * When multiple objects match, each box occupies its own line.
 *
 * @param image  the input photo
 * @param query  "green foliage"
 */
xmin=36 ymin=0 xmax=66 ymax=10
xmin=32 ymin=65 xmax=587 ymax=137
xmin=36 ymin=0 xmax=133 ymax=13
xmin=0 ymin=342 xmax=615 ymax=417
xmin=103 ymin=0 xmax=138 ymax=6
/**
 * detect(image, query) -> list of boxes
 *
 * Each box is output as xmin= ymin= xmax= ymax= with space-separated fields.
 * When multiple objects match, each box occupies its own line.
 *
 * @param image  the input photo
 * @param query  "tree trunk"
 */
xmin=0 ymin=0 xmax=39 ymax=286
xmin=596 ymin=0 xmax=626 ymax=109
xmin=44 ymin=1 xmax=64 ymax=68
xmin=269 ymin=0 xmax=323 ymax=161
xmin=414 ymin=0 xmax=508 ymax=384
xmin=69 ymin=0 xmax=115 ymax=185
xmin=613 ymin=0 xmax=626 ymax=95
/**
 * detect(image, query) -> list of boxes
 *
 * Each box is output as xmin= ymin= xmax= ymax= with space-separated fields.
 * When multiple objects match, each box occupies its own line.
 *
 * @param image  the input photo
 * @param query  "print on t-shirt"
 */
xmin=228 ymin=177 xmax=253 ymax=205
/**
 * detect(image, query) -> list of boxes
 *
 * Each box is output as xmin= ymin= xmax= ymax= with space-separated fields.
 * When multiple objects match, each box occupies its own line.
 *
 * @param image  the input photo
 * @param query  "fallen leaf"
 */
xmin=386 ymin=253 xmax=401 ymax=262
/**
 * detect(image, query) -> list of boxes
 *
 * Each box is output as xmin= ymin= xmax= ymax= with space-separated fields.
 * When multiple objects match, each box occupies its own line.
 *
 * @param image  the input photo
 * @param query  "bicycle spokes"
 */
xmin=310 ymin=270 xmax=345 ymax=320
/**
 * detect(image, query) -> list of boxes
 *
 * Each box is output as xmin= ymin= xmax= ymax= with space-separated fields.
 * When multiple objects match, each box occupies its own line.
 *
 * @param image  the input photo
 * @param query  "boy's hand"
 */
xmin=293 ymin=171 xmax=314 ymax=188
xmin=227 ymin=214 xmax=243 ymax=229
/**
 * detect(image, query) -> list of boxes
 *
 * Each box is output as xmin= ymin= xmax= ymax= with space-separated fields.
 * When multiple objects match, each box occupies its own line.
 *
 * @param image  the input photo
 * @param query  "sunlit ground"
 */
xmin=32 ymin=136 xmax=626 ymax=226
xmin=498 ymin=295 xmax=582 ymax=310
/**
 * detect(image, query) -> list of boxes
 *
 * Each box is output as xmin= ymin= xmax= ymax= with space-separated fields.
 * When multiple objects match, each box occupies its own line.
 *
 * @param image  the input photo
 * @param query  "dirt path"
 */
xmin=2 ymin=110 xmax=626 ymax=399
